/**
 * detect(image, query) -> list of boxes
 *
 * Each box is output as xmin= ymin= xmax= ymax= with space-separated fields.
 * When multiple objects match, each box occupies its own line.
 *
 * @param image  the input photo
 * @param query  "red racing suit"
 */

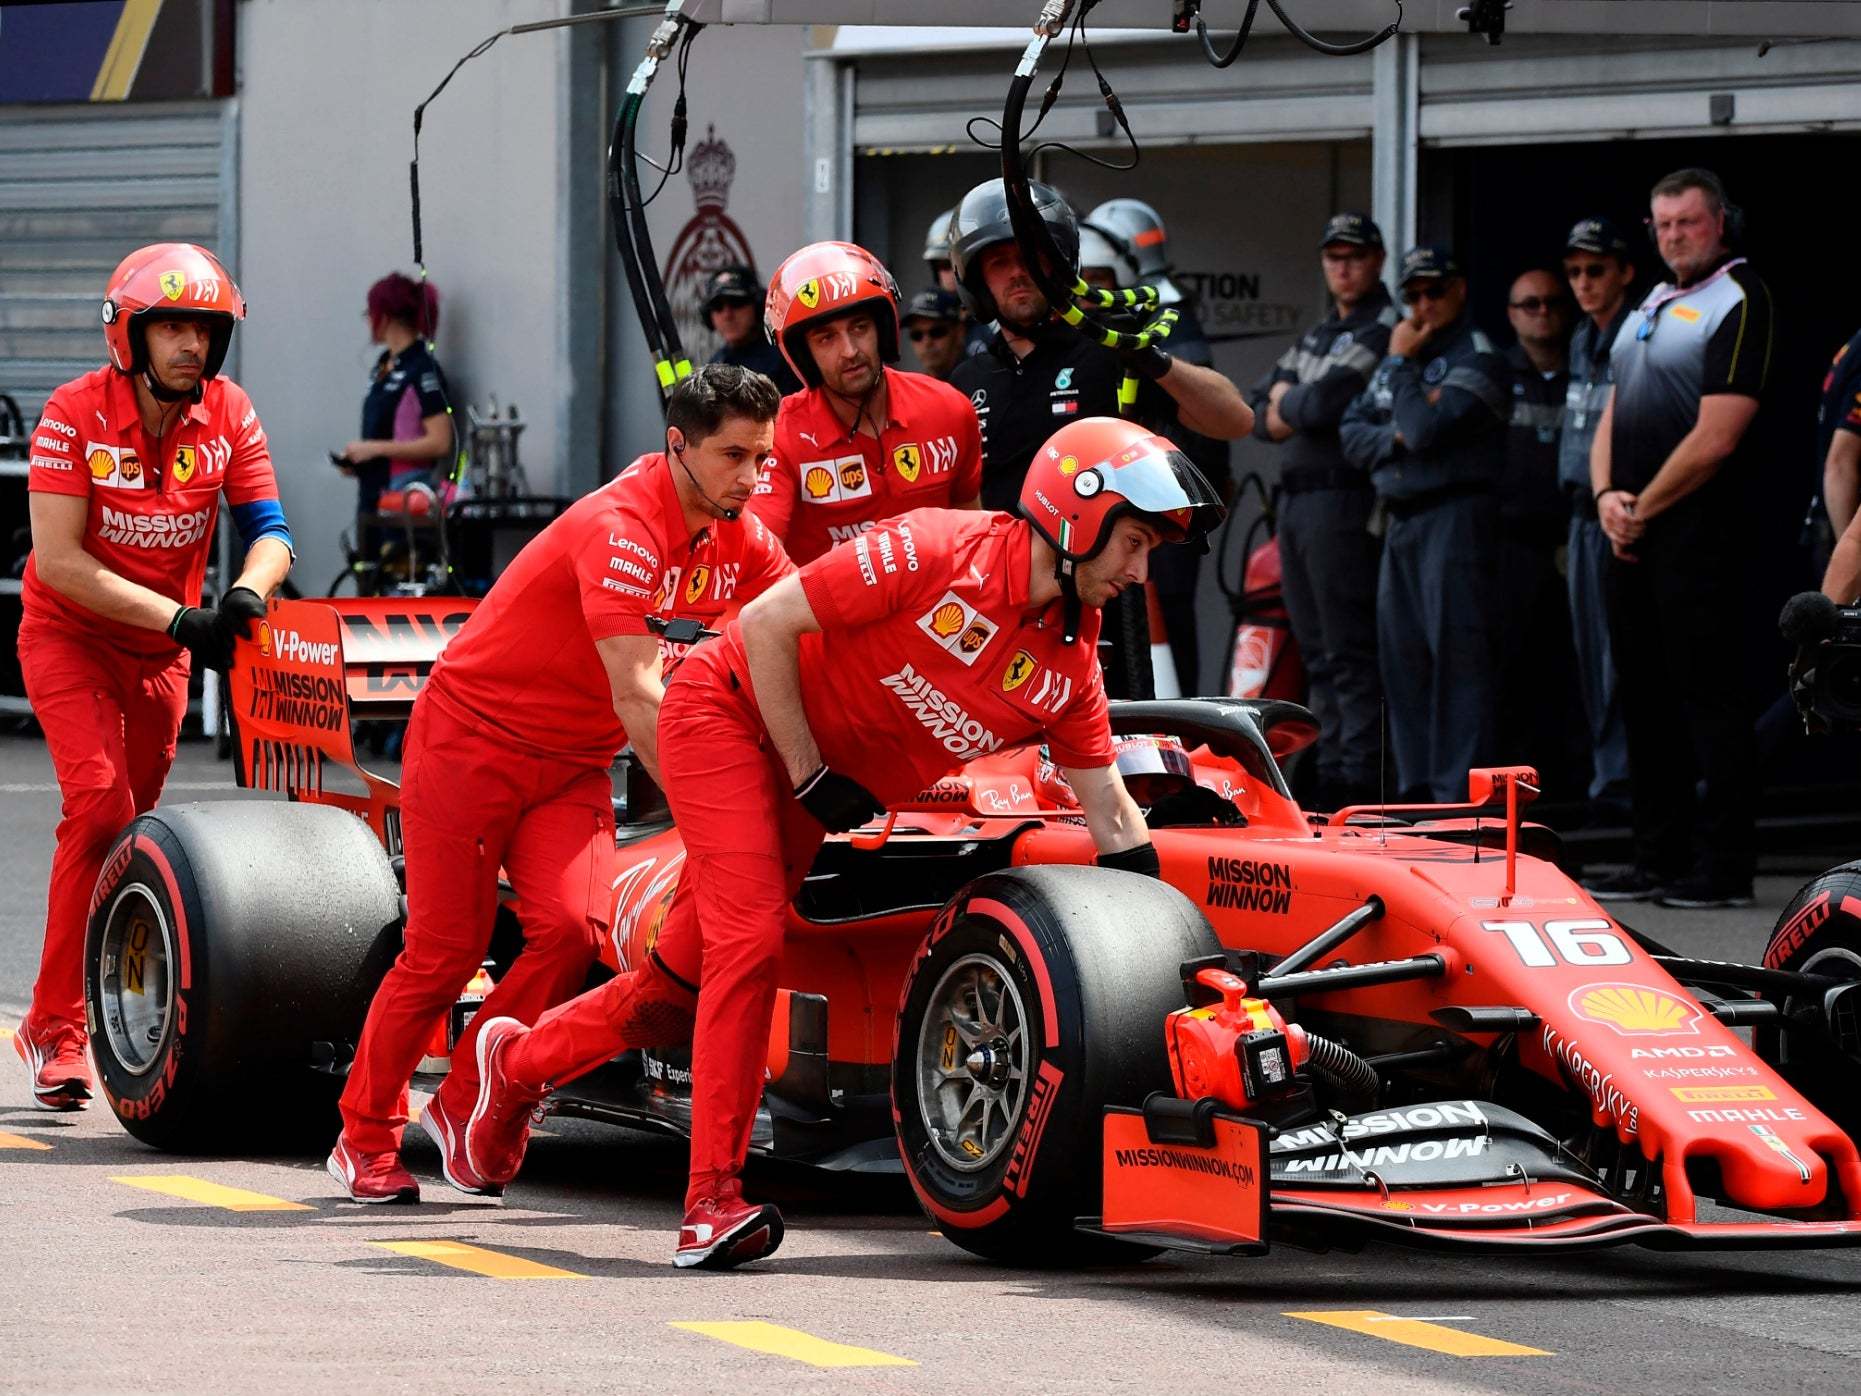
xmin=505 ymin=508 xmax=1114 ymax=1207
xmin=748 ymin=365 xmax=983 ymax=564
xmin=338 ymin=453 xmax=792 ymax=1156
xmin=20 ymin=366 xmax=288 ymax=1037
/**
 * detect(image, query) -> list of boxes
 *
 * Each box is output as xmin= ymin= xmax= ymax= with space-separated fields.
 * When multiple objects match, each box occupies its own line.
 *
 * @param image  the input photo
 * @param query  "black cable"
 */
xmin=1195 ymin=0 xmax=1261 ymax=68
xmin=1263 ymin=0 xmax=1402 ymax=57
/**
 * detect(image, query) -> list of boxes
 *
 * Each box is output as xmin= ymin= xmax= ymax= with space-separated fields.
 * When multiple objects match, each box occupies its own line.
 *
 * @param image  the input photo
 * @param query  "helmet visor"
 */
xmin=1094 ymin=437 xmax=1226 ymax=542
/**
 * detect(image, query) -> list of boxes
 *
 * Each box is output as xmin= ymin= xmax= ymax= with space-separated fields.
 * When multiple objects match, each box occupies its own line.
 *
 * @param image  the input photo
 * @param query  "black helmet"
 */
xmin=948 ymin=177 xmax=1079 ymax=325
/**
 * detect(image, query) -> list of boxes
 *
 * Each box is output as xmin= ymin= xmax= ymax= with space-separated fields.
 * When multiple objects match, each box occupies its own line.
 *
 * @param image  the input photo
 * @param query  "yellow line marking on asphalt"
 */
xmin=670 ymin=1321 xmax=916 ymax=1368
xmin=0 ymin=1131 xmax=52 ymax=1151
xmin=110 ymin=1175 xmax=313 ymax=1212
xmin=369 ymin=1240 xmax=587 ymax=1280
xmin=1285 ymin=1310 xmax=1551 ymax=1357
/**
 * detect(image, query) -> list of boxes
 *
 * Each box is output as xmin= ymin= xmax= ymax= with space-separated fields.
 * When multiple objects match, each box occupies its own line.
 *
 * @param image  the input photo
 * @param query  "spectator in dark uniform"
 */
xmin=1559 ymin=217 xmax=1638 ymax=821
xmin=1587 ymin=168 xmax=1773 ymax=909
xmin=1340 ymin=246 xmax=1509 ymax=803
xmin=1497 ymin=267 xmax=1583 ymax=793
xmin=1249 ymin=213 xmax=1397 ymax=806
xmin=702 ymin=266 xmax=800 ymax=397
xmin=901 ymin=289 xmax=967 ymax=382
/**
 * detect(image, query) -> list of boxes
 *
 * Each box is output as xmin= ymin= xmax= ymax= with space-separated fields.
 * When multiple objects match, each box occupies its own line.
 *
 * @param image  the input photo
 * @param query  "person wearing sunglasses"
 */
xmin=1496 ymin=268 xmax=1582 ymax=795
xmin=1339 ymin=244 xmax=1509 ymax=803
xmin=901 ymin=288 xmax=968 ymax=382
xmin=1247 ymin=212 xmax=1398 ymax=809
xmin=1558 ymin=217 xmax=1638 ymax=827
xmin=1584 ymin=168 xmax=1771 ymax=911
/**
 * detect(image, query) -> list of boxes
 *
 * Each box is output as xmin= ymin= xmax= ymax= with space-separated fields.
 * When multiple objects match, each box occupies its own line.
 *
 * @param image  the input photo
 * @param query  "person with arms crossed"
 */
xmin=16 ymin=243 xmax=292 ymax=1109
xmin=749 ymin=242 xmax=982 ymax=566
xmin=327 ymin=365 xmax=794 ymax=1202
xmin=460 ymin=415 xmax=1226 ymax=1270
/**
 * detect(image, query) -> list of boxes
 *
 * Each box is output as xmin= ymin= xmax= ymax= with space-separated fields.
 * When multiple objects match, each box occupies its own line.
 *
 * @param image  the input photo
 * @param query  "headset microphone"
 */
xmin=669 ymin=436 xmax=740 ymax=522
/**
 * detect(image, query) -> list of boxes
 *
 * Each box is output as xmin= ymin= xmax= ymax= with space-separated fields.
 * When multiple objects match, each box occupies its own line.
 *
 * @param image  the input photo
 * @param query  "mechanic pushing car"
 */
xmin=459 ymin=414 xmax=1226 ymax=1270
xmin=747 ymin=240 xmax=983 ymax=565
xmin=327 ymin=365 xmax=795 ymax=1203
xmin=14 ymin=243 xmax=292 ymax=1111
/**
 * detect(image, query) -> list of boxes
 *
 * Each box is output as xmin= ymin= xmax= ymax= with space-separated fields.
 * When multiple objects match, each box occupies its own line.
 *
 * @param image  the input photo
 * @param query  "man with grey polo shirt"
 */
xmin=1341 ymin=245 xmax=1509 ymax=803
xmin=1249 ymin=212 xmax=1397 ymax=806
xmin=1559 ymin=217 xmax=1637 ymax=822
xmin=1587 ymin=169 xmax=1772 ymax=909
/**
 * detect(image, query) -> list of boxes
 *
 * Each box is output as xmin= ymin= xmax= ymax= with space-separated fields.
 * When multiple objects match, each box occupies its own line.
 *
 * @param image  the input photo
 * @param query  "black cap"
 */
xmin=1398 ymin=245 xmax=1461 ymax=284
xmin=1565 ymin=217 xmax=1629 ymax=257
xmin=902 ymin=288 xmax=963 ymax=325
xmin=700 ymin=265 xmax=760 ymax=315
xmin=1320 ymin=212 xmax=1383 ymax=250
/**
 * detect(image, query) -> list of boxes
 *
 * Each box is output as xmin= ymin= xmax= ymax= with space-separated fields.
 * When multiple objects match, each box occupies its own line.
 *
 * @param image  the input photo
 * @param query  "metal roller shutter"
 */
xmin=0 ymin=99 xmax=237 ymax=421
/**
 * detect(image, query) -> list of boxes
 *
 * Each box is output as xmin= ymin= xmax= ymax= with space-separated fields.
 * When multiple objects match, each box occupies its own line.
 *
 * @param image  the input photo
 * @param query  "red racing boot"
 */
xmin=676 ymin=1179 xmax=785 ymax=1271
xmin=13 ymin=1019 xmax=91 ymax=1111
xmin=419 ymin=1087 xmax=499 ymax=1197
xmin=326 ymin=1135 xmax=420 ymax=1204
xmin=464 ymin=1017 xmax=548 ymax=1188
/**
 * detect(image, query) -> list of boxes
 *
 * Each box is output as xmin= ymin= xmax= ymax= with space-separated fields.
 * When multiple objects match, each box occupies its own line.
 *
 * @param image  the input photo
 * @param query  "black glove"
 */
xmin=1097 ymin=841 xmax=1162 ymax=878
xmin=167 ymin=604 xmax=232 ymax=670
xmin=795 ymin=764 xmax=883 ymax=833
xmin=214 ymin=586 xmax=268 ymax=652
xmin=1118 ymin=307 xmax=1178 ymax=382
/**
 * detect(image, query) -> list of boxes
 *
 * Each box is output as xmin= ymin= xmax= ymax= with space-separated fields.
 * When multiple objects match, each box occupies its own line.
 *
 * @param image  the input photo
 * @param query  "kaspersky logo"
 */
xmin=1569 ymin=983 xmax=1702 ymax=1037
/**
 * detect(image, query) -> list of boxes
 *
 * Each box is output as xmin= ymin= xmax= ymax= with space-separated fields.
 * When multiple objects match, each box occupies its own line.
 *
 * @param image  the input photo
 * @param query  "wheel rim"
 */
xmin=914 ymin=951 xmax=1032 ymax=1173
xmin=98 ymin=883 xmax=176 ymax=1077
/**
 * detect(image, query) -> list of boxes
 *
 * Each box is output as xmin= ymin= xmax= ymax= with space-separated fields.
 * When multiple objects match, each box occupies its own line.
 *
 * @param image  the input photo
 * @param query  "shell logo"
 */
xmin=683 ymin=565 xmax=711 ymax=605
xmin=838 ymin=459 xmax=866 ymax=491
xmin=929 ymin=601 xmax=965 ymax=638
xmin=804 ymin=466 xmax=835 ymax=499
xmin=1569 ymin=983 xmax=1701 ymax=1036
xmin=1058 ymin=455 xmax=1079 ymax=476
xmin=88 ymin=448 xmax=116 ymax=479
xmin=257 ymin=622 xmax=273 ymax=657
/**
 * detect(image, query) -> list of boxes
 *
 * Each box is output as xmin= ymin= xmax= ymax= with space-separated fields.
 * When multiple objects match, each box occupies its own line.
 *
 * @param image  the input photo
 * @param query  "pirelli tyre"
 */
xmin=1757 ymin=858 xmax=1861 ymax=1135
xmin=893 ymin=865 xmax=1219 ymax=1264
xmin=84 ymin=802 xmax=401 ymax=1151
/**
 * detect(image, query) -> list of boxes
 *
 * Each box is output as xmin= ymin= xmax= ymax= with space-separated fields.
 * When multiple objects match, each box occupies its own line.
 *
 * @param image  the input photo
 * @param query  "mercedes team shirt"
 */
xmin=24 ymin=365 xmax=291 ymax=656
xmin=706 ymin=508 xmax=1114 ymax=806
xmin=429 ymin=451 xmax=792 ymax=764
xmin=749 ymin=366 xmax=982 ymax=565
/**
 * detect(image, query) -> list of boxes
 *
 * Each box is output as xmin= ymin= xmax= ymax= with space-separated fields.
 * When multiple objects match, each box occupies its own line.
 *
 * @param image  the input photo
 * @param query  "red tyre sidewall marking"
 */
xmin=966 ymin=896 xmax=1059 ymax=1049
xmin=106 ymin=832 xmax=194 ymax=1116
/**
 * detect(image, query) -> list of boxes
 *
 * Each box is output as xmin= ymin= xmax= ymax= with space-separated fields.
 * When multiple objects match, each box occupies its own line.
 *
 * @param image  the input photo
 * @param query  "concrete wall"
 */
xmin=237 ymin=0 xmax=576 ymax=591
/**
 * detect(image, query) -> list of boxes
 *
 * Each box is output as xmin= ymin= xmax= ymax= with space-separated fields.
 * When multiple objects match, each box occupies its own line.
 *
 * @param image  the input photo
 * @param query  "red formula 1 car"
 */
xmin=82 ymin=597 xmax=1861 ymax=1262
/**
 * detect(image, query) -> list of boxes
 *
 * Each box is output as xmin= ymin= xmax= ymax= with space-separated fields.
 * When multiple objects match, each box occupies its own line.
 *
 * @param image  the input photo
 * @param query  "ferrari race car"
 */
xmin=82 ymin=596 xmax=1861 ymax=1262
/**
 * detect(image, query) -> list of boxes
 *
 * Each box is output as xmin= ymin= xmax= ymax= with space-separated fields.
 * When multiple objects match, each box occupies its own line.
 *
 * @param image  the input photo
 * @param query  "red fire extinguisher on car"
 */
xmin=1217 ymin=474 xmax=1303 ymax=702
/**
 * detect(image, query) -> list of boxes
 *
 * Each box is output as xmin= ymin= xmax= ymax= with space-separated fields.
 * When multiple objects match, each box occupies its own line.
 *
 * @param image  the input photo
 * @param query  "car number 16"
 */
xmin=1480 ymin=919 xmax=1632 ymax=968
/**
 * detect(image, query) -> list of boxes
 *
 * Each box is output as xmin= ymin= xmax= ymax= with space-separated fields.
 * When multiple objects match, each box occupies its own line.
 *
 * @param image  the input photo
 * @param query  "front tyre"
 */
xmin=893 ymin=865 xmax=1219 ymax=1264
xmin=85 ymin=802 xmax=402 ymax=1152
xmin=1757 ymin=859 xmax=1861 ymax=1135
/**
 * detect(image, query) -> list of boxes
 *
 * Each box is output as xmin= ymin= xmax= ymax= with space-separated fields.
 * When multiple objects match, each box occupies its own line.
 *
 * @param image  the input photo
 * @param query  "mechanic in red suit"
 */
xmin=463 ymin=414 xmax=1226 ymax=1269
xmin=16 ymin=244 xmax=293 ymax=1111
xmin=328 ymin=365 xmax=794 ymax=1203
xmin=748 ymin=241 xmax=982 ymax=564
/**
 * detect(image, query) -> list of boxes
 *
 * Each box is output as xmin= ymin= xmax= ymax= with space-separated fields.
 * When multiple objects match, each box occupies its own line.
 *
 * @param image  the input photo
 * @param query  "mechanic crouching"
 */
xmin=459 ymin=416 xmax=1226 ymax=1270
xmin=1341 ymin=246 xmax=1509 ymax=802
xmin=327 ymin=366 xmax=794 ymax=1203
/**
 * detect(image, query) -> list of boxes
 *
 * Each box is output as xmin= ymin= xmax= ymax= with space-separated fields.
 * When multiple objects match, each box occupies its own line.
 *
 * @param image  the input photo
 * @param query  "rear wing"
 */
xmin=226 ymin=595 xmax=477 ymax=849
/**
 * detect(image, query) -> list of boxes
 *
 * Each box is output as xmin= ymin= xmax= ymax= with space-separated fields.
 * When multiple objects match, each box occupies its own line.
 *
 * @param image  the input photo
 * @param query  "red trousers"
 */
xmin=338 ymin=691 xmax=614 ymax=1155
xmin=508 ymin=655 xmax=823 ymax=1208
xmin=19 ymin=622 xmax=188 ymax=1036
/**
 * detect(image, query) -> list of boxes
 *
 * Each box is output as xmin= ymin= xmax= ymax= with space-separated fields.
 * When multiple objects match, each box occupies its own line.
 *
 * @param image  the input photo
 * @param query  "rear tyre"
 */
xmin=85 ymin=802 xmax=402 ymax=1152
xmin=893 ymin=865 xmax=1219 ymax=1264
xmin=1757 ymin=859 xmax=1861 ymax=1135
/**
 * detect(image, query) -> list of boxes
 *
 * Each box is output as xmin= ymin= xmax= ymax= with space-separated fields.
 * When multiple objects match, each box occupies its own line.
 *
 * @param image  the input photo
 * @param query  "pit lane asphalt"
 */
xmin=2 ymin=731 xmax=1858 ymax=1394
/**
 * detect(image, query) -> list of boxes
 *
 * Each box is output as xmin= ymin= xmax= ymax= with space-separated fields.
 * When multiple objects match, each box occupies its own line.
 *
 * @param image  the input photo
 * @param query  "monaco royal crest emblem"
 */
xmin=662 ymin=125 xmax=760 ymax=365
